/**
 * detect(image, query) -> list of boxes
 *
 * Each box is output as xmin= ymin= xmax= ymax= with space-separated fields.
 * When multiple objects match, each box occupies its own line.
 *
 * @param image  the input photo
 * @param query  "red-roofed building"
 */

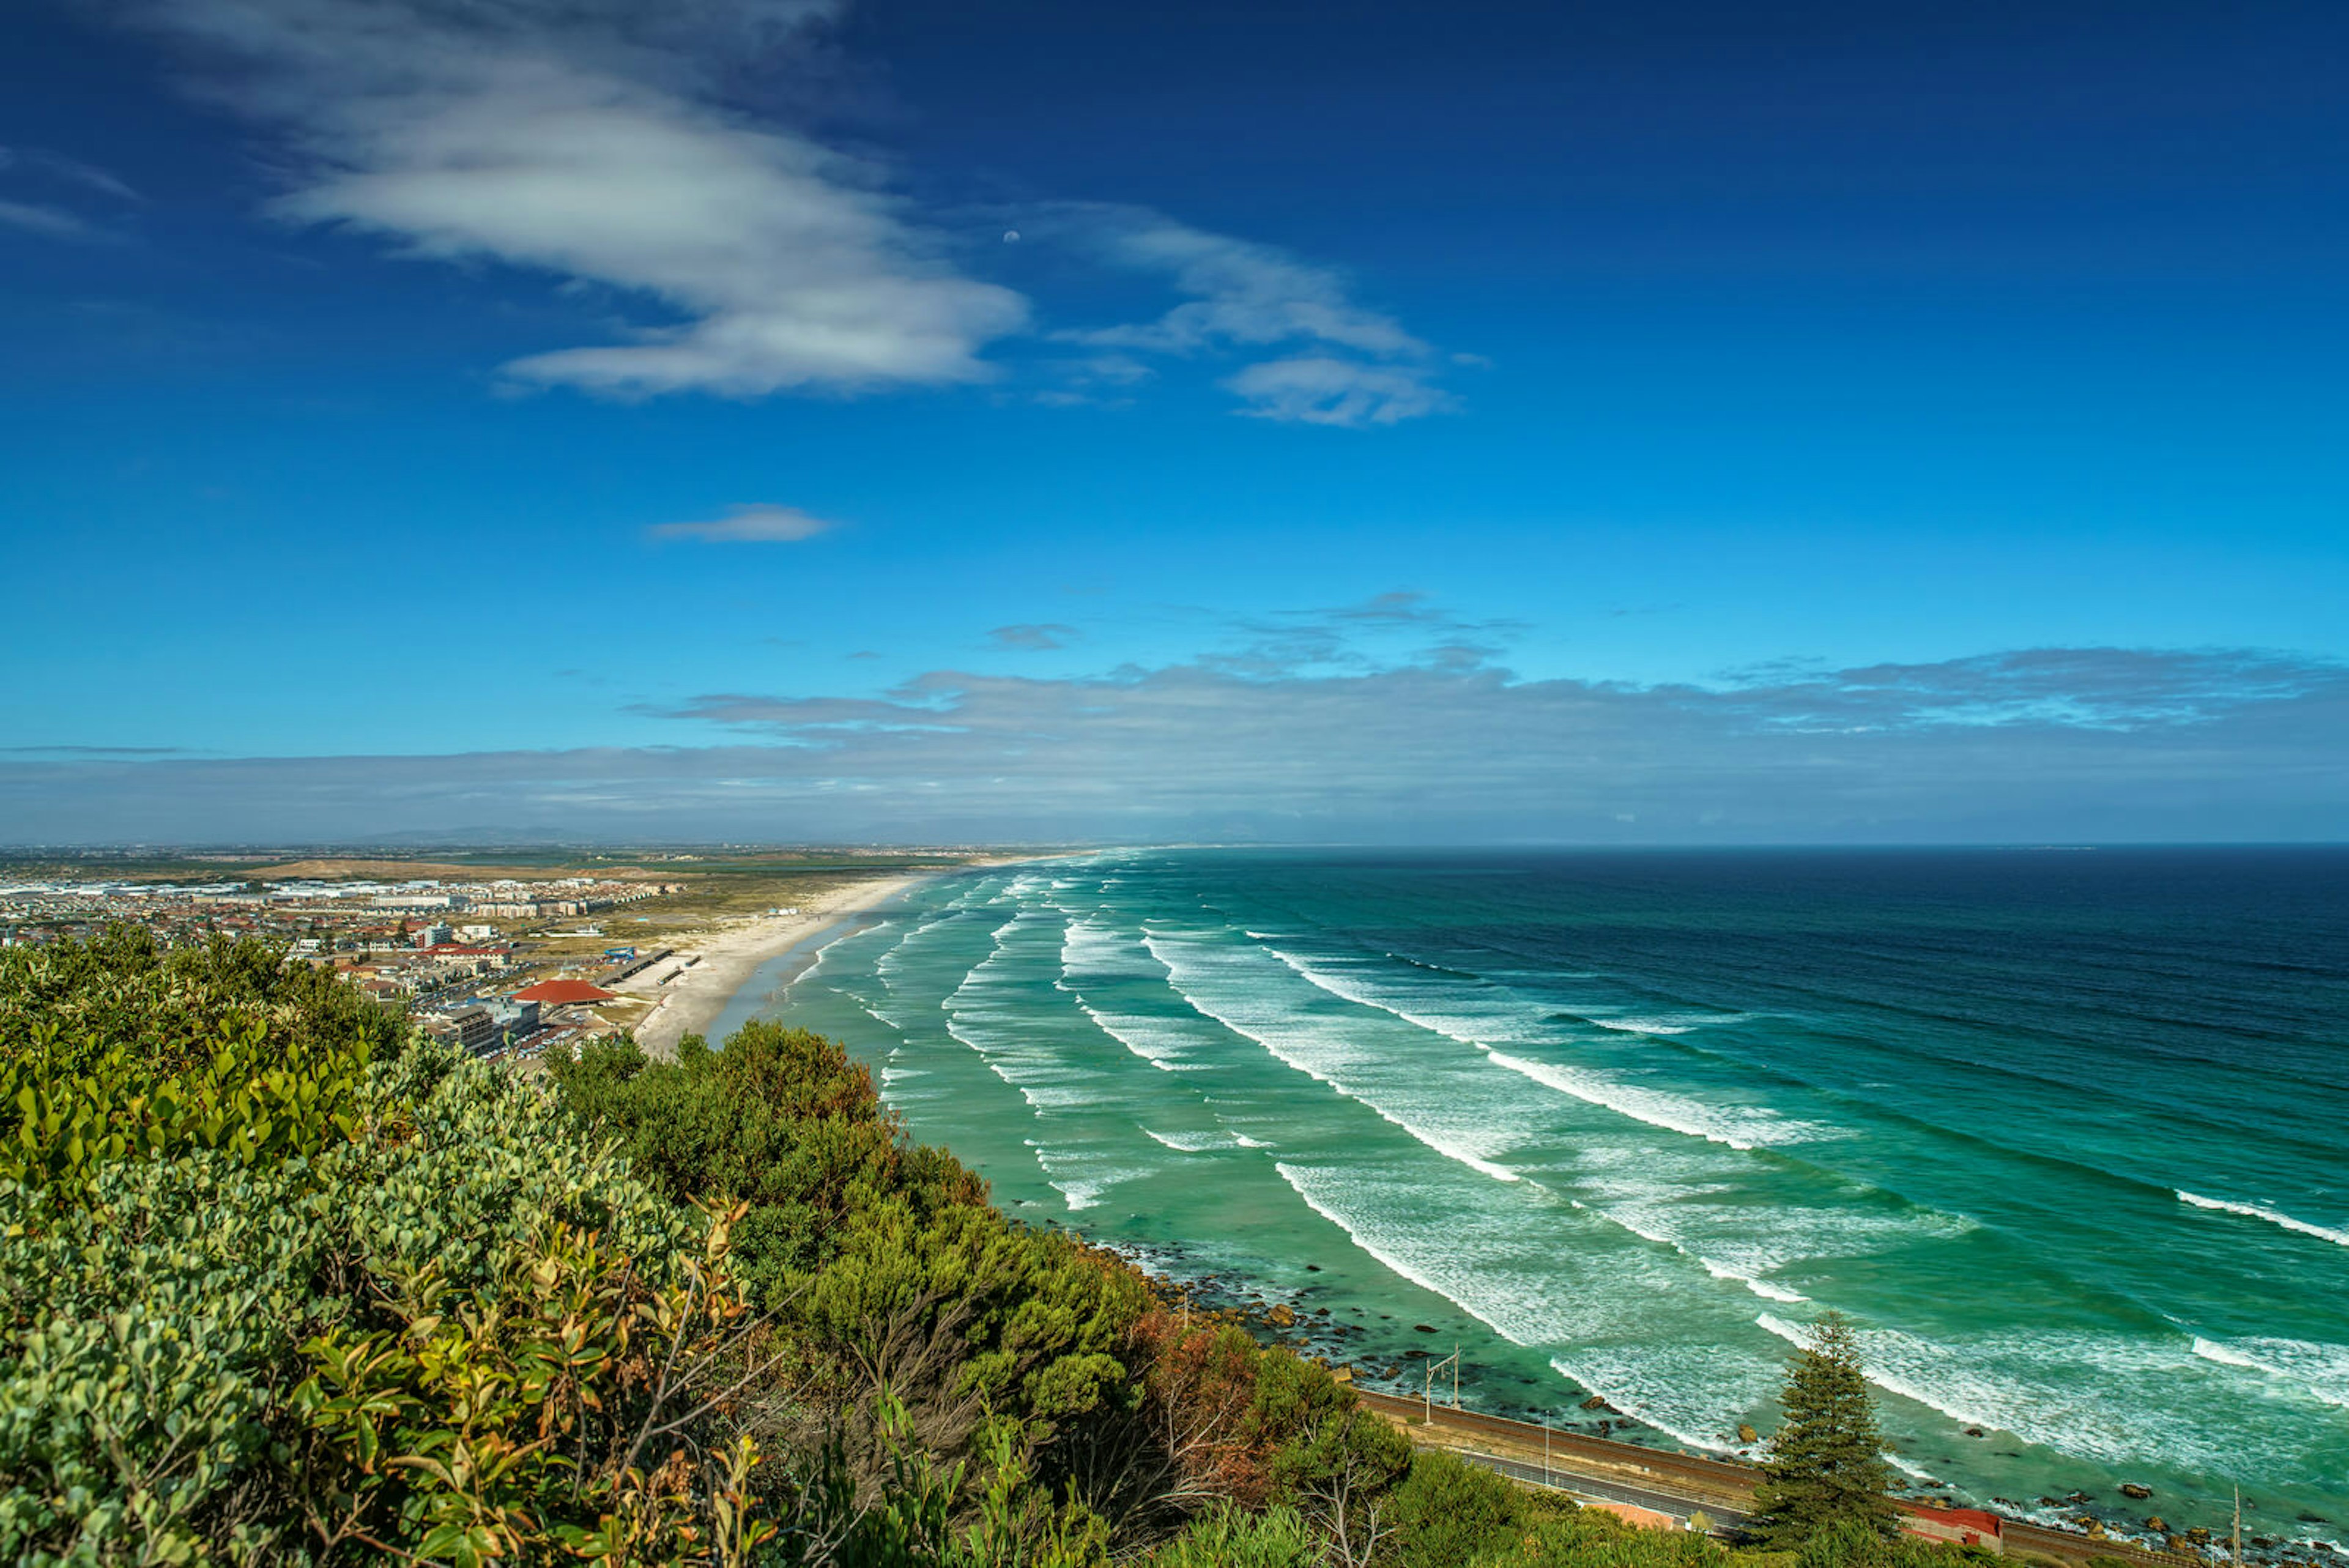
xmin=1899 ymin=1500 xmax=2005 ymax=1552
xmin=512 ymin=978 xmax=618 ymax=1006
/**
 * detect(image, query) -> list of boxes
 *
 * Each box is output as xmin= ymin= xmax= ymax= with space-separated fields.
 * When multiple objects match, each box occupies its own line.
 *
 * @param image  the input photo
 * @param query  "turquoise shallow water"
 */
xmin=719 ymin=848 xmax=2349 ymax=1548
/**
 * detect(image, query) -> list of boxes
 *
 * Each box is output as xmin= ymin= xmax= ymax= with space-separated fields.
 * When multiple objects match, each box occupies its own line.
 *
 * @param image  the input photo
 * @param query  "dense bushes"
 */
xmin=0 ymin=931 xmax=395 ymax=1195
xmin=1 ymin=930 xmax=1994 ymax=1567
xmin=1 ymin=936 xmax=784 ymax=1564
xmin=546 ymin=1024 xmax=1400 ymax=1556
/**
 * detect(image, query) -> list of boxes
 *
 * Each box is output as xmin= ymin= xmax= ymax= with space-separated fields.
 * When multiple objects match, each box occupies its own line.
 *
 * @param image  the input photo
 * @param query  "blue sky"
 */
xmin=2 ymin=0 xmax=2345 ymax=843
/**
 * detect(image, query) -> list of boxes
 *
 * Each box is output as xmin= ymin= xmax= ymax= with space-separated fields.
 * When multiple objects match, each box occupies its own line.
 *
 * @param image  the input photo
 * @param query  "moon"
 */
xmin=1003 ymin=229 xmax=1021 ymax=243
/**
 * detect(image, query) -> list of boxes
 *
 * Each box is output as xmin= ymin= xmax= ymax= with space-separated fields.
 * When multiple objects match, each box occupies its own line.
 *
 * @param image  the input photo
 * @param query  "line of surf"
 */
xmin=1261 ymin=944 xmax=1506 ymax=1048
xmin=1146 ymin=931 xmax=1521 ymax=1183
xmin=1274 ymin=1162 xmax=1534 ymax=1345
xmin=2191 ymin=1336 xmax=2349 ymax=1410
xmin=2176 ymin=1190 xmax=2349 ymax=1248
xmin=1570 ymin=1198 xmax=1811 ymax=1303
xmin=1486 ymin=1050 xmax=1832 ymax=1151
xmin=1252 ymin=940 xmax=1836 ymax=1155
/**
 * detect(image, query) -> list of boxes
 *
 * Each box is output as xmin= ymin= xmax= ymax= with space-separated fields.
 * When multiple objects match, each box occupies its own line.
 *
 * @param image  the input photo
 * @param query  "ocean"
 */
xmin=710 ymin=847 xmax=2349 ymax=1546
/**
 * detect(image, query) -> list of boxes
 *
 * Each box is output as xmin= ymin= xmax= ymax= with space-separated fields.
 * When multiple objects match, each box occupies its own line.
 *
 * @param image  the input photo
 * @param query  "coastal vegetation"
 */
xmin=3 ymin=929 xmax=2000 ymax=1566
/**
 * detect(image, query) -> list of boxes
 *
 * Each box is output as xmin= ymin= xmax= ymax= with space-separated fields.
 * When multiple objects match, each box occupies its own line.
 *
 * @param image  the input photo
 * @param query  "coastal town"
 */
xmin=0 ymin=863 xmax=751 ymax=1061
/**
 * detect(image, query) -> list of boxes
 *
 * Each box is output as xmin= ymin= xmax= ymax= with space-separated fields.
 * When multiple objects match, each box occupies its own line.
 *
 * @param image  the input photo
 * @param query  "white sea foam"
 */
xmin=2189 ymin=1336 xmax=2260 ymax=1369
xmin=1275 ymin=1162 xmax=1579 ymax=1346
xmin=2192 ymin=1336 xmax=2349 ymax=1409
xmin=1882 ymin=1453 xmax=1941 ymax=1484
xmin=1568 ymin=1193 xmax=1817 ymax=1303
xmin=875 ymin=910 xmax=957 ymax=986
xmin=1147 ymin=930 xmax=1524 ymax=1183
xmin=1486 ymin=1050 xmax=1832 ymax=1150
xmin=1587 ymin=1014 xmax=1733 ymax=1036
xmin=1263 ymin=946 xmax=1509 ymax=1047
xmin=1049 ymin=1180 xmax=1104 ymax=1209
xmin=1143 ymin=1128 xmax=1241 ymax=1153
xmin=941 ymin=915 xmax=1125 ymax=1115
xmin=1751 ymin=1314 xmax=2276 ymax=1476
xmin=1074 ymin=999 xmax=1204 ymax=1072
xmin=1702 ymin=1258 xmax=1809 ymax=1303
xmin=1018 ymin=1084 xmax=1110 ymax=1109
xmin=1059 ymin=915 xmax=1136 ymax=983
xmin=1547 ymin=1349 xmax=1769 ymax=1455
xmin=2176 ymin=1190 xmax=2349 ymax=1248
xmin=1047 ymin=1174 xmax=1132 ymax=1211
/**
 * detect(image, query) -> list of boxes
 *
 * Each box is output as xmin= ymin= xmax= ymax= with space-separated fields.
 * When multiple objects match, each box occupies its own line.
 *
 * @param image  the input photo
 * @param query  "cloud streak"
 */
xmin=7 ymin=647 xmax=2342 ymax=844
xmin=121 ymin=0 xmax=1026 ymax=396
xmin=1054 ymin=205 xmax=1453 ymax=426
xmin=0 ymin=144 xmax=142 ymax=242
xmin=989 ymin=623 xmax=1078 ymax=651
xmin=647 ymin=503 xmax=835 ymax=542
xmin=105 ymin=8 xmax=1446 ymax=423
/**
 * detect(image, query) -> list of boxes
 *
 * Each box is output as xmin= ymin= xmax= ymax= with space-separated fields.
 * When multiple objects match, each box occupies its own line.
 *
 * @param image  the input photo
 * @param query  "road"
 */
xmin=1448 ymin=1449 xmax=1754 ymax=1530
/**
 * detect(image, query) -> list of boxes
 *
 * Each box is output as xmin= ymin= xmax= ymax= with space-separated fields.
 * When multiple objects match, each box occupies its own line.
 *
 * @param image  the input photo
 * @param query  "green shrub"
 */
xmin=0 ymin=933 xmax=388 ymax=1201
xmin=1386 ymin=1447 xmax=1551 ymax=1567
xmin=1 ymin=934 xmax=1468 ymax=1564
xmin=1466 ymin=1507 xmax=1739 ymax=1568
xmin=1798 ymin=1518 xmax=1969 ymax=1568
xmin=553 ymin=1026 xmax=1154 ymax=1478
xmin=0 ymin=1145 xmax=338 ymax=1559
xmin=1138 ymin=1502 xmax=1321 ymax=1567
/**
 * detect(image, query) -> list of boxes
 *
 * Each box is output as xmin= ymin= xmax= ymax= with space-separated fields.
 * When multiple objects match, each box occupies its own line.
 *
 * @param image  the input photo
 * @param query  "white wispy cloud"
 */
xmin=9 ymin=646 xmax=2339 ymax=843
xmin=0 ymin=198 xmax=95 ymax=242
xmin=989 ymin=623 xmax=1078 ymax=651
xmin=106 ymin=4 xmax=1450 ymax=424
xmin=1069 ymin=211 xmax=1427 ymax=357
xmin=1055 ymin=204 xmax=1454 ymax=426
xmin=0 ymin=146 xmax=143 ymax=203
xmin=119 ymin=0 xmax=1027 ymax=396
xmin=0 ymin=145 xmax=142 ymax=242
xmin=1223 ymin=355 xmax=1455 ymax=426
xmin=647 ymin=502 xmax=835 ymax=542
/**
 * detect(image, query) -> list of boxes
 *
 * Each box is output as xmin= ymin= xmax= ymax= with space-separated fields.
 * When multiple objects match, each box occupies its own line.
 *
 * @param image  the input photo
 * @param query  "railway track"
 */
xmin=1351 ymin=1386 xmax=2212 ymax=1568
xmin=1353 ymin=1388 xmax=1760 ymax=1511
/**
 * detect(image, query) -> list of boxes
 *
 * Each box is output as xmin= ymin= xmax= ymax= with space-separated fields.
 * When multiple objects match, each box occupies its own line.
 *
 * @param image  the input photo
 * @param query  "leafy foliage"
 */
xmin=0 ymin=938 xmax=784 ymax=1564
xmin=1136 ymin=1502 xmax=1321 ymax=1567
xmin=0 ymin=930 xmax=391 ymax=1199
xmin=1466 ymin=1507 xmax=1742 ymax=1568
xmin=1384 ymin=1448 xmax=1570 ymax=1568
xmin=2 ymin=932 xmax=1988 ymax=1568
xmin=0 ymin=1144 xmax=335 ymax=1559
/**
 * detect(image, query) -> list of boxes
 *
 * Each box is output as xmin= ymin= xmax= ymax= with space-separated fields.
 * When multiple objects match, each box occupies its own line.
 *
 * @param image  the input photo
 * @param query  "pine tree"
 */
xmin=1753 ymin=1310 xmax=1898 ymax=1547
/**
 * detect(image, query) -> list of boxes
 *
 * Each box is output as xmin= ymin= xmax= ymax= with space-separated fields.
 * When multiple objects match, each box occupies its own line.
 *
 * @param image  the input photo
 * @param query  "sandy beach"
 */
xmin=628 ymin=871 xmax=933 ymax=1057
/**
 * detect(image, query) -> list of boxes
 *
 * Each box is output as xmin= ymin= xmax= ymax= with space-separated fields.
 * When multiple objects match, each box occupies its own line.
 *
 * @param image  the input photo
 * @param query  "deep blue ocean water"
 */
xmin=716 ymin=847 xmax=2349 ymax=1545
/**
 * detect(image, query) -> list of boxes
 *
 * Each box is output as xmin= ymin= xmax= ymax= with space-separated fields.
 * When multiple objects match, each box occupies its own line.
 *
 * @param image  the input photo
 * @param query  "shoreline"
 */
xmin=630 ymin=847 xmax=2332 ymax=1565
xmin=628 ymin=871 xmax=935 ymax=1057
xmin=630 ymin=852 xmax=1082 ymax=1057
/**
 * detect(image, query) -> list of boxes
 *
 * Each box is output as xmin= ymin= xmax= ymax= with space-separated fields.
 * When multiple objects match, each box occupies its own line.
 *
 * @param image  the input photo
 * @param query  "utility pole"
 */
xmin=2233 ymin=1486 xmax=2243 ymax=1568
xmin=1423 ymin=1347 xmax=1461 ymax=1425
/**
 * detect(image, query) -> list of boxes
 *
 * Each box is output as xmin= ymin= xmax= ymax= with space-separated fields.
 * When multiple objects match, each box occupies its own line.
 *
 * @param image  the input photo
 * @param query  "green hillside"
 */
xmin=0 ymin=930 xmax=1964 ymax=1568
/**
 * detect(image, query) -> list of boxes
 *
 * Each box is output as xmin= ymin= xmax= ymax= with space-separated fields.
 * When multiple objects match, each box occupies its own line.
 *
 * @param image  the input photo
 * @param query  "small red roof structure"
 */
xmin=512 ymin=978 xmax=618 ymax=1006
xmin=1897 ymin=1500 xmax=2004 ymax=1549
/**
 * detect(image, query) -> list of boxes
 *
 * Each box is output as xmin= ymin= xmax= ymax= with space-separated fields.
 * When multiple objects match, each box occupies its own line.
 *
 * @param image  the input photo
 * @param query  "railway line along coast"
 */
xmin=1350 ymin=1386 xmax=2221 ymax=1568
